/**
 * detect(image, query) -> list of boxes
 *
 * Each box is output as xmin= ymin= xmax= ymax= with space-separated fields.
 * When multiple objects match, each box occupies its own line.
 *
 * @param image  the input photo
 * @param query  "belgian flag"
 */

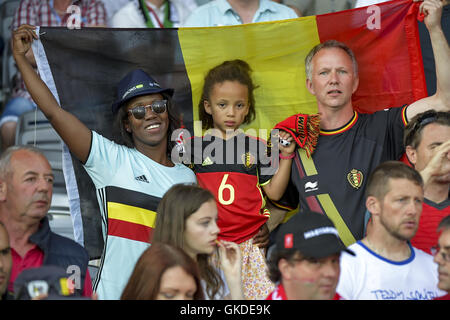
xmin=33 ymin=0 xmax=427 ymax=257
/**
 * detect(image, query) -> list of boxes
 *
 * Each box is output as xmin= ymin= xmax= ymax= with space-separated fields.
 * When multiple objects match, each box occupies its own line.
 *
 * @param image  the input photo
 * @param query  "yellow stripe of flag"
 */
xmin=179 ymin=17 xmax=320 ymax=137
xmin=107 ymin=202 xmax=157 ymax=228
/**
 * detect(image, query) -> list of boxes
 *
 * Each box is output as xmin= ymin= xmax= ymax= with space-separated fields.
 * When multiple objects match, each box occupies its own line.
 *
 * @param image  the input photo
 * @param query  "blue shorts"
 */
xmin=0 ymin=97 xmax=37 ymax=128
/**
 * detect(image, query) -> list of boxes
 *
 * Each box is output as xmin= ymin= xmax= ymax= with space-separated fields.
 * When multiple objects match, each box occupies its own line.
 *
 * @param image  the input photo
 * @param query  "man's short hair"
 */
xmin=267 ymin=249 xmax=303 ymax=283
xmin=404 ymin=110 xmax=450 ymax=149
xmin=0 ymin=145 xmax=46 ymax=179
xmin=365 ymin=161 xmax=424 ymax=201
xmin=305 ymin=40 xmax=359 ymax=81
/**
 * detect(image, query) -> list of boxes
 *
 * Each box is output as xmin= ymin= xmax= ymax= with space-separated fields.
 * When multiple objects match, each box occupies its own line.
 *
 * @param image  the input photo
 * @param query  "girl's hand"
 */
xmin=278 ymin=130 xmax=296 ymax=157
xmin=217 ymin=240 xmax=241 ymax=279
xmin=217 ymin=240 xmax=244 ymax=300
xmin=12 ymin=24 xmax=38 ymax=58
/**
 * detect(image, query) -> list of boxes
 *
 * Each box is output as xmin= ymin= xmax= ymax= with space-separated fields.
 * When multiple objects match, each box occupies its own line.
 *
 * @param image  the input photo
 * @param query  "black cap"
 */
xmin=111 ymin=69 xmax=174 ymax=114
xmin=13 ymin=266 xmax=87 ymax=300
xmin=275 ymin=211 xmax=355 ymax=259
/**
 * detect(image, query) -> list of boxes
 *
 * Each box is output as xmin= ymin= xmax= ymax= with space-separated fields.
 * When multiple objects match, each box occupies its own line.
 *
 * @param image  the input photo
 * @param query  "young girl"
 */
xmin=183 ymin=60 xmax=296 ymax=299
xmin=152 ymin=184 xmax=243 ymax=300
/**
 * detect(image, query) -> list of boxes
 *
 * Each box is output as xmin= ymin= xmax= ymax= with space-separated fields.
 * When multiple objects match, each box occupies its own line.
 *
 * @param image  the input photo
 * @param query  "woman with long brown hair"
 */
xmin=152 ymin=184 xmax=244 ymax=300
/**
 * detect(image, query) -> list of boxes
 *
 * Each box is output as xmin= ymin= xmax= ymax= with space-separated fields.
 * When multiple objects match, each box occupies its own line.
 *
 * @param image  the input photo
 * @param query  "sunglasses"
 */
xmin=405 ymin=111 xmax=439 ymax=146
xmin=127 ymin=100 xmax=167 ymax=119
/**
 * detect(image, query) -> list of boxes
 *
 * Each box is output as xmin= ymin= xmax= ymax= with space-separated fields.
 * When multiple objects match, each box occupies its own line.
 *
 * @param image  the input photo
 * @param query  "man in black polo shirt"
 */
xmin=274 ymin=0 xmax=449 ymax=246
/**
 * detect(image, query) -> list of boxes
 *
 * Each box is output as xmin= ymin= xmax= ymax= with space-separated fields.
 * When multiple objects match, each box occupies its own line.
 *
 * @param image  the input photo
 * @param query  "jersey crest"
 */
xmin=241 ymin=152 xmax=256 ymax=170
xmin=347 ymin=169 xmax=363 ymax=189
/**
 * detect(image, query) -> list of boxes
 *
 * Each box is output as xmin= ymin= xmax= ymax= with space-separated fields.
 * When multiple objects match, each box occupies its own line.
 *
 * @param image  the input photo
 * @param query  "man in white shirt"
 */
xmin=337 ymin=161 xmax=446 ymax=300
xmin=183 ymin=0 xmax=298 ymax=27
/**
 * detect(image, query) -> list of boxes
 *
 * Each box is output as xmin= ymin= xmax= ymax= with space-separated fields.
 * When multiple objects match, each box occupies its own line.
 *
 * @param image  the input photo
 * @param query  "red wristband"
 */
xmin=279 ymin=153 xmax=295 ymax=160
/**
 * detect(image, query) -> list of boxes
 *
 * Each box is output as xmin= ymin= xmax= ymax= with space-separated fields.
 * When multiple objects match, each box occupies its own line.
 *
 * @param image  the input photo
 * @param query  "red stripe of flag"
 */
xmin=108 ymin=218 xmax=153 ymax=243
xmin=316 ymin=0 xmax=427 ymax=114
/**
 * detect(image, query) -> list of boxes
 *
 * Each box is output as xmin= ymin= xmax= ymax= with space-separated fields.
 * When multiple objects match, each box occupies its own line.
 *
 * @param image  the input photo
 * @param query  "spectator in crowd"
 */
xmin=110 ymin=0 xmax=196 ymax=28
xmin=0 ymin=221 xmax=12 ymax=300
xmin=337 ymin=161 xmax=446 ymax=300
xmin=404 ymin=110 xmax=450 ymax=254
xmin=11 ymin=27 xmax=197 ymax=299
xmin=283 ymin=0 xmax=355 ymax=16
xmin=433 ymin=215 xmax=450 ymax=300
xmin=273 ymin=0 xmax=449 ymax=247
xmin=121 ymin=242 xmax=204 ymax=300
xmin=266 ymin=210 xmax=354 ymax=300
xmin=152 ymin=184 xmax=244 ymax=300
xmin=183 ymin=0 xmax=298 ymax=27
xmin=0 ymin=0 xmax=106 ymax=152
xmin=0 ymin=146 xmax=92 ymax=297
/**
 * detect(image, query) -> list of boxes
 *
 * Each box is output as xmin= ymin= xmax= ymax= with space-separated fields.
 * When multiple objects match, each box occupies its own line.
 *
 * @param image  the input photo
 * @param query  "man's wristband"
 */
xmin=279 ymin=153 xmax=295 ymax=160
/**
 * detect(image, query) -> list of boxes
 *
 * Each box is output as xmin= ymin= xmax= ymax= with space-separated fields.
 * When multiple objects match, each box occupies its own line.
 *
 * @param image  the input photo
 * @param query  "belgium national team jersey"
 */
xmin=277 ymin=107 xmax=408 ymax=246
xmin=411 ymin=198 xmax=450 ymax=254
xmin=183 ymin=131 xmax=275 ymax=243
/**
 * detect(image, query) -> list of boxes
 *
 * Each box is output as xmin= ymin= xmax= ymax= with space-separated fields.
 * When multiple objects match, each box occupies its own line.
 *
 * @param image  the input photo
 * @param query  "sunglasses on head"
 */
xmin=405 ymin=111 xmax=439 ymax=146
xmin=127 ymin=100 xmax=168 ymax=119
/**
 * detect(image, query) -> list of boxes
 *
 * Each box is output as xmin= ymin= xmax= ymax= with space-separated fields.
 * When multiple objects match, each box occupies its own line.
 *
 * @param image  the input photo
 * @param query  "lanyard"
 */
xmin=140 ymin=0 xmax=173 ymax=28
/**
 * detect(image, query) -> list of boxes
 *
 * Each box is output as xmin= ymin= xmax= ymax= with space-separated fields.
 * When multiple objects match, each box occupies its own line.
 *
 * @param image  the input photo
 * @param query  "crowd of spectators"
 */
xmin=0 ymin=0 xmax=448 ymax=302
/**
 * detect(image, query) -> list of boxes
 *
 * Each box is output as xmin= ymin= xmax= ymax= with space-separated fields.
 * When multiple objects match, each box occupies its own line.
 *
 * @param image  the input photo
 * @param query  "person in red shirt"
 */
xmin=433 ymin=215 xmax=450 ymax=300
xmin=0 ymin=146 xmax=92 ymax=297
xmin=405 ymin=110 xmax=450 ymax=254
xmin=266 ymin=210 xmax=354 ymax=300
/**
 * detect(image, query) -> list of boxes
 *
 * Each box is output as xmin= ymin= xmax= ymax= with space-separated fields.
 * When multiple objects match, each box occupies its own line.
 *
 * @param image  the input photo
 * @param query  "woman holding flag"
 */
xmin=10 ymin=25 xmax=197 ymax=300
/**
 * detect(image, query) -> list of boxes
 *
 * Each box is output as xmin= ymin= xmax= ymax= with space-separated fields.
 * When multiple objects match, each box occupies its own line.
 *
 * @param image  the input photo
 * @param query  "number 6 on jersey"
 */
xmin=218 ymin=174 xmax=235 ymax=205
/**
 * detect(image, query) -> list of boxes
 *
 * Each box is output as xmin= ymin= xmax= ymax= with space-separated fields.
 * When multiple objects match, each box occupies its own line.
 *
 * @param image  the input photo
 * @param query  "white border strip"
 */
xmin=32 ymin=29 xmax=85 ymax=246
